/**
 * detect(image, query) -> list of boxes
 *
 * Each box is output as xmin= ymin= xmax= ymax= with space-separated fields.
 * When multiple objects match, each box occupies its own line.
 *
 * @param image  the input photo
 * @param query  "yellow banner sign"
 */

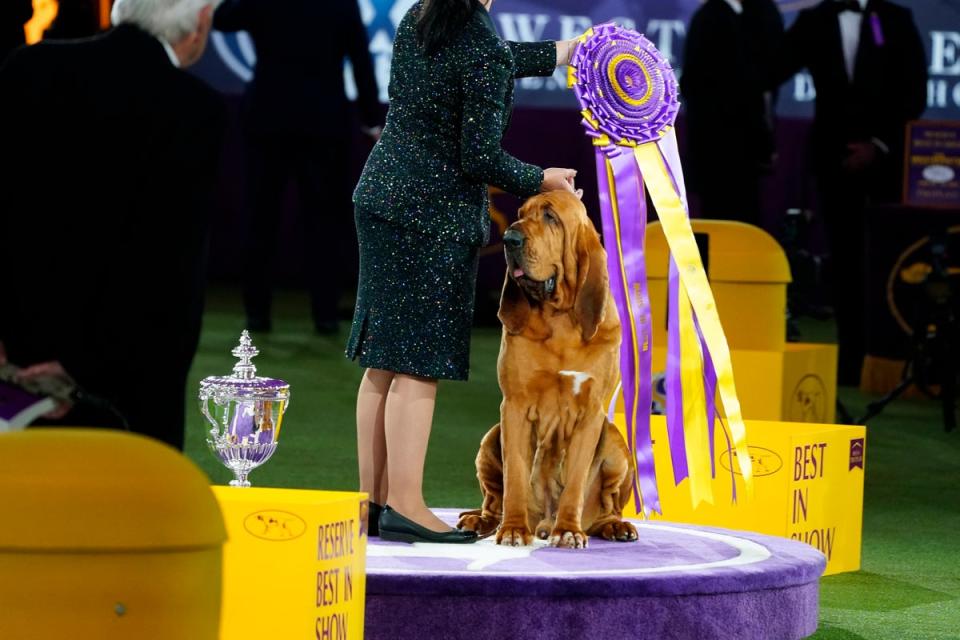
xmin=213 ymin=487 xmax=368 ymax=639
xmin=617 ymin=416 xmax=865 ymax=575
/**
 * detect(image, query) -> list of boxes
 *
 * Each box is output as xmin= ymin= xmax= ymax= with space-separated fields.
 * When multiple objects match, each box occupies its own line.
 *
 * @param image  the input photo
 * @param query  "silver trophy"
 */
xmin=199 ymin=331 xmax=290 ymax=487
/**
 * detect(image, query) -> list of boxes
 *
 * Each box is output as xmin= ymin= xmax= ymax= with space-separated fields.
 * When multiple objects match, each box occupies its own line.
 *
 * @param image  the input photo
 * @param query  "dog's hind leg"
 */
xmin=457 ymin=424 xmax=504 ymax=538
xmin=585 ymin=420 xmax=638 ymax=542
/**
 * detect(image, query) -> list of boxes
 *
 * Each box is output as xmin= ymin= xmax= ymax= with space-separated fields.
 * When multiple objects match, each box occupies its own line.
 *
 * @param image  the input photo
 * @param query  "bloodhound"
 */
xmin=458 ymin=191 xmax=638 ymax=548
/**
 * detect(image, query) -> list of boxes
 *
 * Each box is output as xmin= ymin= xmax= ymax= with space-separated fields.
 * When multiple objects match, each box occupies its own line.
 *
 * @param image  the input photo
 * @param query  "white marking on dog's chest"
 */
xmin=559 ymin=370 xmax=592 ymax=395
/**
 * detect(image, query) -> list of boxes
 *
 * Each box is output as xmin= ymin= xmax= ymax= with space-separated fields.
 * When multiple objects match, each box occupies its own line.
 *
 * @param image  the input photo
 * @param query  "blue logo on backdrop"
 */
xmin=367 ymin=0 xmax=407 ymax=40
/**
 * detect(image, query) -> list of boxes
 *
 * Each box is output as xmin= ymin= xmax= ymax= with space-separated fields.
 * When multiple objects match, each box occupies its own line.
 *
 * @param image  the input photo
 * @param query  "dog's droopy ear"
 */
xmin=499 ymin=271 xmax=531 ymax=335
xmin=574 ymin=226 xmax=608 ymax=341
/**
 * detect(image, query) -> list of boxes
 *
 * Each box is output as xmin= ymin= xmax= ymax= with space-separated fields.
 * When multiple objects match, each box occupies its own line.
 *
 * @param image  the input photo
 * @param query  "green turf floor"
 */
xmin=185 ymin=288 xmax=960 ymax=640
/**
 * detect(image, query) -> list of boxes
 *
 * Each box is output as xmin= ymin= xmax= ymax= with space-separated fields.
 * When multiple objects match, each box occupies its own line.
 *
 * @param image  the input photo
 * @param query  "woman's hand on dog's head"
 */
xmin=541 ymin=168 xmax=577 ymax=194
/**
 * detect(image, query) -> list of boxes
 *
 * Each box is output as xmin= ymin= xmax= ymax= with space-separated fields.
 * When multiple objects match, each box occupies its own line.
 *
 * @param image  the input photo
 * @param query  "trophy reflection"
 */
xmin=199 ymin=331 xmax=290 ymax=487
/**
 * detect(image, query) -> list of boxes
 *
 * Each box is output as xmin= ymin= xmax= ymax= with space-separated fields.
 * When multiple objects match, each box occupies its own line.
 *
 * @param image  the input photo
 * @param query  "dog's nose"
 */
xmin=504 ymin=229 xmax=524 ymax=250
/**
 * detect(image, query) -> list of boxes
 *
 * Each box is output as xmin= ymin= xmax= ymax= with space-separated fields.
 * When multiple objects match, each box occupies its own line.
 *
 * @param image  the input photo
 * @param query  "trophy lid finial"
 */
xmin=231 ymin=330 xmax=259 ymax=380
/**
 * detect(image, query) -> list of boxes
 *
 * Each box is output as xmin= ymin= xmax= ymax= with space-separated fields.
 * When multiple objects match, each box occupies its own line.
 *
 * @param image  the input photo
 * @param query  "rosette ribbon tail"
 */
xmin=595 ymin=138 xmax=658 ymax=516
xmin=571 ymin=23 xmax=753 ymax=512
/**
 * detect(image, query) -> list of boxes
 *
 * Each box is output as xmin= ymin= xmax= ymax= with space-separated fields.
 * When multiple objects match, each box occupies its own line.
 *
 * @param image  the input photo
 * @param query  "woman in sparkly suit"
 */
xmin=347 ymin=0 xmax=578 ymax=542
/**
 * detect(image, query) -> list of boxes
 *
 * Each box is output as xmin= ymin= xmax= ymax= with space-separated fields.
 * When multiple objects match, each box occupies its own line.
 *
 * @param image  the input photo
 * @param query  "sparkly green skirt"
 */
xmin=346 ymin=207 xmax=479 ymax=381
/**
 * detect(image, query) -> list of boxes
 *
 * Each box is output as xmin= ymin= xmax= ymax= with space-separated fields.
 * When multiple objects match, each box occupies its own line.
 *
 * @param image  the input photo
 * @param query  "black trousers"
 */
xmin=243 ymin=132 xmax=353 ymax=327
xmin=818 ymin=171 xmax=869 ymax=386
xmin=818 ymin=150 xmax=902 ymax=385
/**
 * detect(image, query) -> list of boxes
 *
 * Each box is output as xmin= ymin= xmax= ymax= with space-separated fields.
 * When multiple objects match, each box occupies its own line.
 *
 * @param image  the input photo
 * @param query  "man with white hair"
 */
xmin=0 ymin=0 xmax=226 ymax=450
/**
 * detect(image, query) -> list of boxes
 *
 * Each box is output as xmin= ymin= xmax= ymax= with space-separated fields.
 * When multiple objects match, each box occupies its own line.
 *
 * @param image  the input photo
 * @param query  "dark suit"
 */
xmin=0 ymin=25 xmax=225 ymax=449
xmin=774 ymin=0 xmax=927 ymax=383
xmin=214 ymin=0 xmax=382 ymax=331
xmin=0 ymin=0 xmax=32 ymax=64
xmin=681 ymin=0 xmax=784 ymax=225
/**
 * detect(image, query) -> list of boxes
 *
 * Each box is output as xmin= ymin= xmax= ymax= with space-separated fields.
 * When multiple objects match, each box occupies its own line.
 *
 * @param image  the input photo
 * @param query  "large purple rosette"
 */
xmin=570 ymin=23 xmax=736 ymax=514
xmin=572 ymin=24 xmax=679 ymax=147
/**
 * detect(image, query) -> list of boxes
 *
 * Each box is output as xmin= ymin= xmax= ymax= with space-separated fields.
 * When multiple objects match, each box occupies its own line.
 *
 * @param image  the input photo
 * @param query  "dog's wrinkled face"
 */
xmin=503 ymin=191 xmax=588 ymax=306
xmin=500 ymin=191 xmax=609 ymax=341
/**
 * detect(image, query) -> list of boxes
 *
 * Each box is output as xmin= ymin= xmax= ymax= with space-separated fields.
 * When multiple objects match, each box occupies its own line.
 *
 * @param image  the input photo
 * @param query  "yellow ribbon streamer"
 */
xmin=633 ymin=143 xmax=755 ymax=497
xmin=678 ymin=281 xmax=713 ymax=506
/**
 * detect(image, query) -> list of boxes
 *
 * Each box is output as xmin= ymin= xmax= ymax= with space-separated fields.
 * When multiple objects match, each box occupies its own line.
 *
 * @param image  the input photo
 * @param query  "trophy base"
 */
xmin=228 ymin=478 xmax=252 ymax=488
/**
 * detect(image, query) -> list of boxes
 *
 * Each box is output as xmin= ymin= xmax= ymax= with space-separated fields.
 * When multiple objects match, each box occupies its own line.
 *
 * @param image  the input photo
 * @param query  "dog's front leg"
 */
xmin=550 ymin=412 xmax=604 ymax=549
xmin=496 ymin=400 xmax=534 ymax=546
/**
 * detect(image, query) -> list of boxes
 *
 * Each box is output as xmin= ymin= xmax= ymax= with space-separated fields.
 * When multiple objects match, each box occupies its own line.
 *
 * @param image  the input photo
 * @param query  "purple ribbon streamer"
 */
xmin=657 ymin=134 xmax=727 ymax=490
xmin=718 ymin=416 xmax=738 ymax=503
xmin=665 ymin=259 xmax=688 ymax=484
xmin=610 ymin=149 xmax=659 ymax=516
xmin=596 ymin=147 xmax=660 ymax=515
xmin=595 ymin=148 xmax=641 ymax=513
xmin=697 ymin=317 xmax=719 ymax=480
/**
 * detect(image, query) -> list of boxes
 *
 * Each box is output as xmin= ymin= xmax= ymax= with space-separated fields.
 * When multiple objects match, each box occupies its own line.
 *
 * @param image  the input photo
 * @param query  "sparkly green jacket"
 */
xmin=353 ymin=4 xmax=556 ymax=247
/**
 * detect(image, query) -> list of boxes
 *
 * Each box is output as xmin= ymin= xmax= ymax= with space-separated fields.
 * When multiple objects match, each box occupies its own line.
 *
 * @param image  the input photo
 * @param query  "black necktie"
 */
xmin=835 ymin=0 xmax=863 ymax=13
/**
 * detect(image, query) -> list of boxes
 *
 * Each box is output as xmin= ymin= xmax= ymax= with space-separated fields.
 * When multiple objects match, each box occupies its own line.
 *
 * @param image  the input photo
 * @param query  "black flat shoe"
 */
xmin=368 ymin=501 xmax=383 ymax=537
xmin=378 ymin=505 xmax=478 ymax=544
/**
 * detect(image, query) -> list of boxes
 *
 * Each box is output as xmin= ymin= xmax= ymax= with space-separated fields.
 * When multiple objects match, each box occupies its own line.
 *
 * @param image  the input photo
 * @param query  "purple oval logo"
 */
xmin=719 ymin=446 xmax=783 ymax=477
xmin=243 ymin=510 xmax=307 ymax=541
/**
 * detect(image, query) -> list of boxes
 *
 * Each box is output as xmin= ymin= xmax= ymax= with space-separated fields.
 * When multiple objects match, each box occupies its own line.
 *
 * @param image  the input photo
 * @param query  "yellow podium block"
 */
xmin=0 ymin=430 xmax=226 ymax=640
xmin=647 ymin=219 xmax=792 ymax=353
xmin=646 ymin=220 xmax=838 ymax=422
xmin=651 ymin=343 xmax=839 ymax=423
xmin=618 ymin=415 xmax=866 ymax=575
xmin=213 ymin=487 xmax=368 ymax=640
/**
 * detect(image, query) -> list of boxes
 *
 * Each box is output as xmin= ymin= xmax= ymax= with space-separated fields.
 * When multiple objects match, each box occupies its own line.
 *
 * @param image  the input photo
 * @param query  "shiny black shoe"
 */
xmin=368 ymin=501 xmax=383 ymax=537
xmin=378 ymin=505 xmax=479 ymax=544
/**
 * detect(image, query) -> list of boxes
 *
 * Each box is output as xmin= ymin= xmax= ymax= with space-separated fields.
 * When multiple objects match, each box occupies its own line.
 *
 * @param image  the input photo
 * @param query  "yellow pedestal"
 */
xmin=213 ymin=487 xmax=368 ymax=640
xmin=0 ymin=430 xmax=226 ymax=640
xmin=646 ymin=220 xmax=792 ymax=354
xmin=646 ymin=220 xmax=837 ymax=422
xmin=618 ymin=415 xmax=866 ymax=575
xmin=651 ymin=343 xmax=837 ymax=422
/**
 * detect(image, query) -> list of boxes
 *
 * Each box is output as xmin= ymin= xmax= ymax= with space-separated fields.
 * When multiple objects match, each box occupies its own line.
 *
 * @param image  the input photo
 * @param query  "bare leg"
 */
xmin=384 ymin=373 xmax=450 ymax=532
xmin=357 ymin=368 xmax=393 ymax=504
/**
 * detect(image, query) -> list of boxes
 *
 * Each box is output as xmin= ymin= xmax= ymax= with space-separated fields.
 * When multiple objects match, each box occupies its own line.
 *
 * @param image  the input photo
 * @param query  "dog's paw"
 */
xmin=548 ymin=527 xmax=588 ymax=549
xmin=598 ymin=520 xmax=638 ymax=542
xmin=457 ymin=513 xmax=500 ymax=537
xmin=496 ymin=523 xmax=533 ymax=547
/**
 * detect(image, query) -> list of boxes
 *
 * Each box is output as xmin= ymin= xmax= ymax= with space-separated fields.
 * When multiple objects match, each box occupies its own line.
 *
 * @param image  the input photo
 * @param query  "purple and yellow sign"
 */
xmin=198 ymin=0 xmax=959 ymax=120
xmin=213 ymin=487 xmax=367 ymax=640
xmin=623 ymin=416 xmax=867 ymax=575
xmin=905 ymin=121 xmax=960 ymax=208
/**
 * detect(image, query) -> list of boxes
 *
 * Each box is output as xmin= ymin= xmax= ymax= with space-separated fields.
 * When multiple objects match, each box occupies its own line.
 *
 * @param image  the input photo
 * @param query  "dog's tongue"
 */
xmin=513 ymin=268 xmax=525 ymax=278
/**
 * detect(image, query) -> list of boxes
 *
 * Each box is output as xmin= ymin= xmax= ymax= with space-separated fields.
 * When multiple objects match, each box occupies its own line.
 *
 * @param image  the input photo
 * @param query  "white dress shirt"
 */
xmin=159 ymin=38 xmax=180 ymax=68
xmin=837 ymin=0 xmax=868 ymax=81
xmin=836 ymin=0 xmax=888 ymax=151
xmin=723 ymin=0 xmax=743 ymax=15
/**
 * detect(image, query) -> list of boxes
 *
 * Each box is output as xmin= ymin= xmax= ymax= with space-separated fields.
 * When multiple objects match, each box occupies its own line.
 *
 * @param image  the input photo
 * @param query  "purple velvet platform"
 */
xmin=365 ymin=509 xmax=826 ymax=640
